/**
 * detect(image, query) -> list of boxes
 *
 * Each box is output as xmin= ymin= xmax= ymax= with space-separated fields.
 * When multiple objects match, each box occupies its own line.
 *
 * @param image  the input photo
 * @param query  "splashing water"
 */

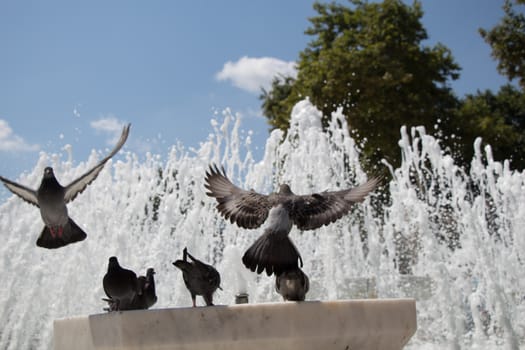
xmin=0 ymin=99 xmax=523 ymax=349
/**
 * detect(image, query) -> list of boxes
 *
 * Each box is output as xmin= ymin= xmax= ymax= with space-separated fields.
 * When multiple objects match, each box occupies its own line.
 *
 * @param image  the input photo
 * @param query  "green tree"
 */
xmin=260 ymin=0 xmax=461 ymax=167
xmin=260 ymin=75 xmax=295 ymax=132
xmin=453 ymin=0 xmax=525 ymax=170
xmin=454 ymin=85 xmax=525 ymax=169
xmin=479 ymin=0 xmax=525 ymax=89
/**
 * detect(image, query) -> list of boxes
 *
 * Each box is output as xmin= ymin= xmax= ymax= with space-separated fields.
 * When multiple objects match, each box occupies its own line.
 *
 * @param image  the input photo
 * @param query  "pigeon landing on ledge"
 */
xmin=0 ymin=124 xmax=130 ymax=249
xmin=205 ymin=164 xmax=381 ymax=276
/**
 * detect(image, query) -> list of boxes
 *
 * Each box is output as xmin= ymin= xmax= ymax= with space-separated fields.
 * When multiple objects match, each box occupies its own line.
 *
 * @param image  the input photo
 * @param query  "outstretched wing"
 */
xmin=290 ymin=176 xmax=381 ymax=230
xmin=204 ymin=164 xmax=272 ymax=229
xmin=0 ymin=176 xmax=39 ymax=207
xmin=64 ymin=124 xmax=131 ymax=203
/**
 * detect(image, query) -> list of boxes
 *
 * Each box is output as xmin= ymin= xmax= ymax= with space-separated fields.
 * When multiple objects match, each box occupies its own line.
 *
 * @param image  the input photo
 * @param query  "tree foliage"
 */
xmin=479 ymin=0 xmax=525 ymax=89
xmin=260 ymin=75 xmax=295 ymax=132
xmin=260 ymin=0 xmax=460 ymax=167
xmin=454 ymin=85 xmax=525 ymax=169
xmin=260 ymin=0 xmax=525 ymax=170
xmin=465 ymin=0 xmax=525 ymax=170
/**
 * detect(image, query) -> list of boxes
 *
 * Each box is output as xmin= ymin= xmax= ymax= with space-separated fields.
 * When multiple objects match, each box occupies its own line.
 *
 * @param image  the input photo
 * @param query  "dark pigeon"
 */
xmin=103 ymin=267 xmax=157 ymax=311
xmin=0 ymin=124 xmax=130 ymax=249
xmin=173 ymin=247 xmax=221 ymax=307
xmin=102 ymin=256 xmax=140 ymax=311
xmin=135 ymin=268 xmax=158 ymax=310
xmin=275 ymin=267 xmax=310 ymax=301
xmin=204 ymin=164 xmax=381 ymax=276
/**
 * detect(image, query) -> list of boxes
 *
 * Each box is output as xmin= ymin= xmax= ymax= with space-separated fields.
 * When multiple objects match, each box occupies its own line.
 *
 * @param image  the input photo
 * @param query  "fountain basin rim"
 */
xmin=54 ymin=298 xmax=417 ymax=350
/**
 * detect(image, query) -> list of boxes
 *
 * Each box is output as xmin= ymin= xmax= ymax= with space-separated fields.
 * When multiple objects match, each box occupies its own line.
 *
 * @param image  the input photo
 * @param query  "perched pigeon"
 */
xmin=0 ymin=124 xmax=130 ymax=249
xmin=173 ymin=247 xmax=221 ymax=307
xmin=275 ymin=267 xmax=310 ymax=301
xmin=103 ymin=256 xmax=140 ymax=312
xmin=103 ymin=267 xmax=157 ymax=311
xmin=135 ymin=268 xmax=158 ymax=310
xmin=204 ymin=164 xmax=380 ymax=276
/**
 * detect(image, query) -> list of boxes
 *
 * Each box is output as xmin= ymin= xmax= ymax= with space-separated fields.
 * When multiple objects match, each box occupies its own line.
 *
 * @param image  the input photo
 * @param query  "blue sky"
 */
xmin=0 ymin=0 xmax=514 ymax=201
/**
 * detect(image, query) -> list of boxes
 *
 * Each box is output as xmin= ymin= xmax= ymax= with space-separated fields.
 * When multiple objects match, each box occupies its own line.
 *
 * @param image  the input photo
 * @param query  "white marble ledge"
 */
xmin=54 ymin=299 xmax=417 ymax=350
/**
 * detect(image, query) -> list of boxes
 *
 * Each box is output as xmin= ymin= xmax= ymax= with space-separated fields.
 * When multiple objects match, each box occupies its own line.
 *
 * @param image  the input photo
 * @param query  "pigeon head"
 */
xmin=43 ymin=167 xmax=55 ymax=179
xmin=144 ymin=268 xmax=156 ymax=293
xmin=108 ymin=256 xmax=120 ymax=269
xmin=278 ymin=184 xmax=293 ymax=195
xmin=40 ymin=167 xmax=61 ymax=189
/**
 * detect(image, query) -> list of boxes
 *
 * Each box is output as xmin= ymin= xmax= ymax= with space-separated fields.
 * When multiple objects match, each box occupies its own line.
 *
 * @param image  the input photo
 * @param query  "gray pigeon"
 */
xmin=0 ymin=124 xmax=130 ymax=249
xmin=173 ymin=247 xmax=221 ymax=307
xmin=102 ymin=256 xmax=140 ymax=311
xmin=204 ymin=164 xmax=380 ymax=276
xmin=275 ymin=267 xmax=310 ymax=301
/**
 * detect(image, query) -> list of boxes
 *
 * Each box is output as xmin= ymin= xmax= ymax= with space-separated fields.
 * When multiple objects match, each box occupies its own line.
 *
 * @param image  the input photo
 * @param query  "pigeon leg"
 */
xmin=191 ymin=294 xmax=196 ymax=307
xmin=203 ymin=293 xmax=214 ymax=306
xmin=49 ymin=226 xmax=64 ymax=239
xmin=102 ymin=298 xmax=116 ymax=312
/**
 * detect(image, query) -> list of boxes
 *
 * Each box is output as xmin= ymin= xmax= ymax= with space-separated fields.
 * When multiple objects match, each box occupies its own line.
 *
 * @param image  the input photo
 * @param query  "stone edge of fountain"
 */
xmin=54 ymin=298 xmax=416 ymax=350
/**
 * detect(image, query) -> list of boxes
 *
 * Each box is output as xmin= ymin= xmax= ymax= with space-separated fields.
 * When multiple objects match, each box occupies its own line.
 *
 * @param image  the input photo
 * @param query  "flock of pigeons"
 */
xmin=0 ymin=124 xmax=381 ymax=309
xmin=102 ymin=246 xmax=222 ymax=311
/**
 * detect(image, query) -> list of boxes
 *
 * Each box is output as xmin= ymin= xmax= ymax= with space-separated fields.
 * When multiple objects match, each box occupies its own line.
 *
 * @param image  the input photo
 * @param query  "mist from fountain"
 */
xmin=0 ymin=99 xmax=523 ymax=349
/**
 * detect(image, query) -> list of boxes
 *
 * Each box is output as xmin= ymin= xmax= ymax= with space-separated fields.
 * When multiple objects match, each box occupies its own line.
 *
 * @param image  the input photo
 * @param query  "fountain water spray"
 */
xmin=0 ymin=99 xmax=523 ymax=349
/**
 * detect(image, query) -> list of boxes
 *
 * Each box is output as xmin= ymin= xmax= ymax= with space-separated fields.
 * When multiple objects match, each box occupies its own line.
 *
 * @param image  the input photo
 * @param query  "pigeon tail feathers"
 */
xmin=36 ymin=218 xmax=86 ymax=249
xmin=242 ymin=230 xmax=302 ymax=276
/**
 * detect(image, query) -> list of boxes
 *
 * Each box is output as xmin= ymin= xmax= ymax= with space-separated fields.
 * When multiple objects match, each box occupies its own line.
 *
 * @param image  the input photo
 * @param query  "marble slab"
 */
xmin=54 ymin=299 xmax=416 ymax=350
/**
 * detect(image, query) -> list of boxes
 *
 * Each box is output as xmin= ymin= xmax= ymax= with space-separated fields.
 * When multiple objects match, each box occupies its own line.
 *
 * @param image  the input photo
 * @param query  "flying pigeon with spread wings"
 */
xmin=0 ymin=124 xmax=130 ymax=249
xmin=204 ymin=164 xmax=380 ymax=276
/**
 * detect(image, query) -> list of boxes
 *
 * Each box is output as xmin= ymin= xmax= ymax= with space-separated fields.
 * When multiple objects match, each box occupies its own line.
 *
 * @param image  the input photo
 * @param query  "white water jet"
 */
xmin=0 ymin=99 xmax=523 ymax=349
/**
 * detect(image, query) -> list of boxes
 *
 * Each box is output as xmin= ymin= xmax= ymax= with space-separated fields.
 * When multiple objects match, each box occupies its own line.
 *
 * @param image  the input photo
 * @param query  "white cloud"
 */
xmin=0 ymin=119 xmax=39 ymax=152
xmin=216 ymin=56 xmax=297 ymax=94
xmin=90 ymin=116 xmax=126 ymax=145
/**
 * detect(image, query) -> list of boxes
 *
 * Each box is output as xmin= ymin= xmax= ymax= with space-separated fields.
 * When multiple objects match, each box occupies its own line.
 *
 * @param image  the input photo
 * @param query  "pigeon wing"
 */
xmin=290 ymin=177 xmax=381 ymax=230
xmin=184 ymin=249 xmax=219 ymax=284
xmin=0 ymin=176 xmax=39 ymax=207
xmin=204 ymin=164 xmax=271 ymax=229
xmin=64 ymin=124 xmax=130 ymax=203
